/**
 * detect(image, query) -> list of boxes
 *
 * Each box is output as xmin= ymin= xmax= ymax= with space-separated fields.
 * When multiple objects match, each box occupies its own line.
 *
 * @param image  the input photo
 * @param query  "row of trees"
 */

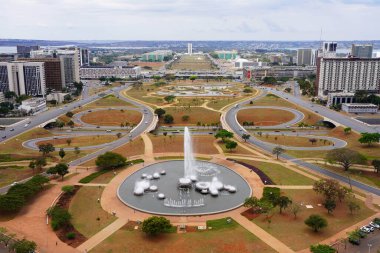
xmin=154 ymin=108 xmax=174 ymax=124
xmin=214 ymin=129 xmax=238 ymax=152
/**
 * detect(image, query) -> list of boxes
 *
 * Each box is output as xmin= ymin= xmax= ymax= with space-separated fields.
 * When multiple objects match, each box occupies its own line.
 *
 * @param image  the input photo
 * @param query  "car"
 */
xmin=96 ymin=126 xmax=100 ymax=128
xmin=2 ymin=136 xmax=6 ymax=139
xmin=209 ymin=132 xmax=213 ymax=135
xmin=24 ymin=124 xmax=29 ymax=128
xmin=128 ymin=134 xmax=132 ymax=137
xmin=106 ymin=130 xmax=112 ymax=132
xmin=369 ymin=222 xmax=380 ymax=229
xmin=88 ymin=110 xmax=92 ymax=112
xmin=365 ymin=225 xmax=375 ymax=232
xmin=10 ymin=182 xmax=18 ymax=186
xmin=10 ymin=128 xmax=14 ymax=131
xmin=360 ymin=226 xmax=371 ymax=233
xmin=145 ymin=121 xmax=148 ymax=124
xmin=315 ymin=111 xmax=319 ymax=113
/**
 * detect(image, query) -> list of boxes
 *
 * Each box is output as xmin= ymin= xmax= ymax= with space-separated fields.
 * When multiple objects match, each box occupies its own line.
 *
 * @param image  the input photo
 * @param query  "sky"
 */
xmin=1 ymin=0 xmax=380 ymax=41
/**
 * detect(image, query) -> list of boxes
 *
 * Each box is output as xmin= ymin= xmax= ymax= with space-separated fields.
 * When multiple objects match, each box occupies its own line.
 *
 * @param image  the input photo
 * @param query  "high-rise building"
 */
xmin=297 ymin=49 xmax=313 ymax=66
xmin=17 ymin=45 xmax=40 ymax=58
xmin=30 ymin=47 xmax=89 ymax=67
xmin=322 ymin=42 xmax=337 ymax=58
xmin=215 ymin=50 xmax=238 ymax=60
xmin=351 ymin=44 xmax=373 ymax=58
xmin=80 ymin=48 xmax=90 ymax=66
xmin=0 ymin=63 xmax=9 ymax=93
xmin=19 ymin=58 xmax=64 ymax=92
xmin=188 ymin=43 xmax=193 ymax=55
xmin=317 ymin=58 xmax=380 ymax=97
xmin=59 ymin=55 xmax=80 ymax=84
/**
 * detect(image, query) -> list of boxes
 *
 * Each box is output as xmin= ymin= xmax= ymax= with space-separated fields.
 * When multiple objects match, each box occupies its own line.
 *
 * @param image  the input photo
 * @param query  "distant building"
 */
xmin=215 ymin=50 xmax=238 ymax=60
xmin=188 ymin=43 xmax=193 ymax=55
xmin=30 ymin=47 xmax=89 ymax=67
xmin=17 ymin=45 xmax=40 ymax=58
xmin=141 ymin=50 xmax=173 ymax=62
xmin=18 ymin=58 xmax=64 ymax=92
xmin=322 ymin=42 xmax=337 ymax=58
xmin=317 ymin=58 xmax=380 ymax=97
xmin=46 ymin=92 xmax=69 ymax=104
xmin=0 ymin=53 xmax=18 ymax=62
xmin=327 ymin=92 xmax=355 ymax=107
xmin=234 ymin=59 xmax=257 ymax=68
xmin=297 ymin=49 xmax=313 ymax=66
xmin=0 ymin=61 xmax=46 ymax=96
xmin=351 ymin=44 xmax=373 ymax=58
xmin=59 ymin=54 xmax=80 ymax=84
xmin=80 ymin=66 xmax=141 ymax=79
xmin=0 ymin=92 xmax=4 ymax=103
xmin=243 ymin=66 xmax=316 ymax=80
xmin=19 ymin=97 xmax=47 ymax=115
xmin=341 ymin=103 xmax=378 ymax=114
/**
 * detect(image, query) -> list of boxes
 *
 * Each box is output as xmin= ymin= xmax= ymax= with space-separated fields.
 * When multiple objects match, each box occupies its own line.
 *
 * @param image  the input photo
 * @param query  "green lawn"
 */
xmin=87 ymin=94 xmax=135 ymax=107
xmin=69 ymin=186 xmax=116 ymax=238
xmin=237 ymin=159 xmax=315 ymax=185
xmin=91 ymin=218 xmax=275 ymax=253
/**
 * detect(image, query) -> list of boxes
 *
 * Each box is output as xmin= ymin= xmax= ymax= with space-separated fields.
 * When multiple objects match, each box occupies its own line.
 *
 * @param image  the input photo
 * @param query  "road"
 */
xmin=0 ymin=85 xmax=156 ymax=194
xmin=224 ymin=90 xmax=380 ymax=196
xmin=263 ymin=86 xmax=380 ymax=133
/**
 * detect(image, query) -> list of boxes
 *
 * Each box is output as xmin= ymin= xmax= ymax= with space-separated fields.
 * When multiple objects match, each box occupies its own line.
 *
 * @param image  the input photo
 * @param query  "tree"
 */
xmin=48 ymin=206 xmax=71 ymax=230
xmin=116 ymin=132 xmax=122 ymax=138
xmin=242 ymin=134 xmax=250 ymax=142
xmin=10 ymin=239 xmax=37 ymax=253
xmin=326 ymin=148 xmax=366 ymax=171
xmin=4 ymin=91 xmax=16 ymax=99
xmin=346 ymin=193 xmax=361 ymax=215
xmin=310 ymin=244 xmax=336 ymax=253
xmin=272 ymin=146 xmax=284 ymax=160
xmin=344 ymin=127 xmax=352 ymax=135
xmin=35 ymin=157 xmax=47 ymax=171
xmin=243 ymin=197 xmax=261 ymax=213
xmin=284 ymin=87 xmax=292 ymax=93
xmin=225 ymin=140 xmax=238 ymax=152
xmin=59 ymin=148 xmax=66 ymax=159
xmin=358 ymin=132 xmax=380 ymax=147
xmin=65 ymin=111 xmax=74 ymax=118
xmin=67 ymin=120 xmax=74 ymax=128
xmin=28 ymin=160 xmax=36 ymax=174
xmin=55 ymin=120 xmax=65 ymax=129
xmin=142 ymin=216 xmax=172 ymax=235
xmin=95 ymin=152 xmax=127 ymax=170
xmin=309 ymin=138 xmax=317 ymax=145
xmin=372 ymin=159 xmax=380 ymax=173
xmin=189 ymin=75 xmax=197 ymax=82
xmin=164 ymin=95 xmax=176 ymax=103
xmin=154 ymin=108 xmax=166 ymax=118
xmin=38 ymin=143 xmax=55 ymax=156
xmin=182 ymin=115 xmax=190 ymax=121
xmin=276 ymin=196 xmax=292 ymax=214
xmin=47 ymin=163 xmax=69 ymax=180
xmin=66 ymin=139 xmax=72 ymax=146
xmin=305 ymin=215 xmax=328 ymax=232
xmin=163 ymin=114 xmax=174 ymax=124
xmin=214 ymin=129 xmax=234 ymax=143
xmin=323 ymin=198 xmax=337 ymax=214
xmin=313 ymin=179 xmax=347 ymax=202
xmin=0 ymin=194 xmax=25 ymax=212
xmin=290 ymin=203 xmax=301 ymax=219
xmin=74 ymin=147 xmax=80 ymax=156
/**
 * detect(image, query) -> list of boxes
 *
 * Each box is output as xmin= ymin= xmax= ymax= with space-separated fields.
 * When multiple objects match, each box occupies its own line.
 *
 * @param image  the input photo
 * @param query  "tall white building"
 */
xmin=187 ymin=43 xmax=193 ymax=55
xmin=322 ymin=42 xmax=337 ymax=58
xmin=297 ymin=49 xmax=313 ymax=66
xmin=317 ymin=58 xmax=380 ymax=97
xmin=0 ymin=61 xmax=46 ymax=96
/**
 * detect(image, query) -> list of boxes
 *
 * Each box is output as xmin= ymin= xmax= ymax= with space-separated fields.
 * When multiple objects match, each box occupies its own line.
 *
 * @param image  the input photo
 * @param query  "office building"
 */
xmin=59 ymin=54 xmax=80 ymax=84
xmin=243 ymin=66 xmax=316 ymax=80
xmin=341 ymin=103 xmax=378 ymax=114
xmin=327 ymin=92 xmax=355 ymax=107
xmin=17 ymin=45 xmax=40 ymax=58
xmin=215 ymin=50 xmax=238 ymax=60
xmin=141 ymin=50 xmax=173 ymax=62
xmin=351 ymin=44 xmax=373 ymax=58
xmin=317 ymin=58 xmax=380 ymax=97
xmin=322 ymin=42 xmax=337 ymax=58
xmin=0 ymin=53 xmax=17 ymax=62
xmin=19 ymin=58 xmax=64 ymax=91
xmin=297 ymin=49 xmax=313 ymax=66
xmin=80 ymin=48 xmax=90 ymax=66
xmin=80 ymin=66 xmax=141 ymax=79
xmin=0 ymin=61 xmax=46 ymax=96
xmin=188 ymin=43 xmax=193 ymax=55
xmin=30 ymin=47 xmax=89 ymax=67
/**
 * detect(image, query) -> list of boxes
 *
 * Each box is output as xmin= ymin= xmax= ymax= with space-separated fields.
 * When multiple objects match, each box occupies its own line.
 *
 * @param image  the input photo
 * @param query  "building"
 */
xmin=80 ymin=66 xmax=141 ymax=79
xmin=0 ymin=92 xmax=4 ymax=103
xmin=0 ymin=61 xmax=46 ymax=96
xmin=17 ymin=45 xmax=40 ymax=58
xmin=351 ymin=44 xmax=373 ymax=58
xmin=141 ymin=50 xmax=173 ymax=62
xmin=46 ymin=92 xmax=69 ymax=104
xmin=0 ymin=53 xmax=17 ymax=62
xmin=317 ymin=57 xmax=380 ymax=97
xmin=243 ymin=66 xmax=316 ymax=80
xmin=297 ymin=49 xmax=313 ymax=66
xmin=188 ymin=43 xmax=193 ymax=55
xmin=19 ymin=58 xmax=64 ymax=91
xmin=30 ymin=47 xmax=89 ymax=67
xmin=59 ymin=54 xmax=80 ymax=84
xmin=322 ymin=42 xmax=337 ymax=58
xmin=327 ymin=92 xmax=355 ymax=107
xmin=19 ymin=97 xmax=47 ymax=115
xmin=80 ymin=48 xmax=90 ymax=66
xmin=215 ymin=50 xmax=238 ymax=60
xmin=341 ymin=103 xmax=378 ymax=114
xmin=234 ymin=59 xmax=257 ymax=68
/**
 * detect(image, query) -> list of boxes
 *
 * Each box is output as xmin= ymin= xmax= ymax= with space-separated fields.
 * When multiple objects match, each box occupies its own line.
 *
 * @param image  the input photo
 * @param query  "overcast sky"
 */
xmin=1 ymin=0 xmax=379 ymax=41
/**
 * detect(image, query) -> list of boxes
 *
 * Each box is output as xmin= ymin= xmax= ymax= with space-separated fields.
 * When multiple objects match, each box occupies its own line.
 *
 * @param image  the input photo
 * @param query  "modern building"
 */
xmin=80 ymin=66 xmax=141 ymax=79
xmin=19 ymin=97 xmax=47 ymax=115
xmin=327 ymin=92 xmax=355 ymax=107
xmin=30 ymin=47 xmax=89 ymax=66
xmin=17 ymin=45 xmax=40 ymax=58
xmin=188 ymin=43 xmax=193 ymax=55
xmin=317 ymin=57 xmax=380 ymax=97
xmin=243 ymin=66 xmax=316 ymax=80
xmin=215 ymin=50 xmax=238 ymax=60
xmin=0 ymin=53 xmax=18 ymax=62
xmin=80 ymin=48 xmax=90 ymax=66
xmin=19 ymin=58 xmax=64 ymax=91
xmin=234 ymin=59 xmax=257 ymax=68
xmin=341 ymin=103 xmax=378 ymax=114
xmin=59 ymin=54 xmax=80 ymax=84
xmin=351 ymin=44 xmax=373 ymax=58
xmin=46 ymin=92 xmax=69 ymax=104
xmin=141 ymin=50 xmax=173 ymax=62
xmin=0 ymin=61 xmax=46 ymax=96
xmin=297 ymin=49 xmax=313 ymax=66
xmin=322 ymin=42 xmax=337 ymax=58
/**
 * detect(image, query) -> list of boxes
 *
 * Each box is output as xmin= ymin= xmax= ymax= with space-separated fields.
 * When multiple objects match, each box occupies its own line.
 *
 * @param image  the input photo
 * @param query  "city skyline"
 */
xmin=1 ymin=0 xmax=380 ymax=41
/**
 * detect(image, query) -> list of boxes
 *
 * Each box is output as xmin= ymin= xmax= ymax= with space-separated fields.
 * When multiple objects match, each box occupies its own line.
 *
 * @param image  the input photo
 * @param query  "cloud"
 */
xmin=0 ymin=0 xmax=379 ymax=40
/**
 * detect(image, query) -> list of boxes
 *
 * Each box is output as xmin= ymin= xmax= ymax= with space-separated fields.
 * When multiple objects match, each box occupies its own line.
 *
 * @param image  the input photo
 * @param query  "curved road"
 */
xmin=224 ymin=90 xmax=380 ymax=196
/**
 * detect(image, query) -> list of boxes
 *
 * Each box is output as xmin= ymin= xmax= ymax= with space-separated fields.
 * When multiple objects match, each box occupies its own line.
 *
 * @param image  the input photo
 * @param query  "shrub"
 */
xmin=49 ymin=206 xmax=71 ymax=231
xmin=262 ymin=187 xmax=281 ymax=204
xmin=95 ymin=152 xmax=127 ymax=170
xmin=0 ymin=194 xmax=25 ymax=213
xmin=66 ymin=232 xmax=76 ymax=240
xmin=305 ymin=214 xmax=328 ymax=232
xmin=142 ymin=216 xmax=172 ymax=235
xmin=61 ymin=185 xmax=75 ymax=194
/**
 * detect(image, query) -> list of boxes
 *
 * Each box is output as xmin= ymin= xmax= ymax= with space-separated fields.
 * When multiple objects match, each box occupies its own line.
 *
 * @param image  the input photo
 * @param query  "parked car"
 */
xmin=10 ymin=128 xmax=14 ymax=131
xmin=365 ymin=225 xmax=375 ymax=232
xmin=369 ymin=222 xmax=380 ymax=229
xmin=373 ymin=218 xmax=380 ymax=225
xmin=360 ymin=226 xmax=371 ymax=233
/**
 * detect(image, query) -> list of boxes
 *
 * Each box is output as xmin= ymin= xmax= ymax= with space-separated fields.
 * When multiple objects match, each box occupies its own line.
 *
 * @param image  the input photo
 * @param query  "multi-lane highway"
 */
xmin=224 ymin=89 xmax=380 ymax=196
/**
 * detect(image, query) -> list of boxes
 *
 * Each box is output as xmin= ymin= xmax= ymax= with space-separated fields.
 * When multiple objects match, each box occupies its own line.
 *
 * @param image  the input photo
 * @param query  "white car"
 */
xmin=369 ymin=222 xmax=380 ymax=229
xmin=145 ymin=121 xmax=148 ymax=124
xmin=360 ymin=226 xmax=370 ymax=233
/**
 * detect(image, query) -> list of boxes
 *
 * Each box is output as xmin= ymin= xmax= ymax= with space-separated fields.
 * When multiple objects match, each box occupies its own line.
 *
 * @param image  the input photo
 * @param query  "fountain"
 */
xmin=119 ymin=126 xmax=252 ymax=215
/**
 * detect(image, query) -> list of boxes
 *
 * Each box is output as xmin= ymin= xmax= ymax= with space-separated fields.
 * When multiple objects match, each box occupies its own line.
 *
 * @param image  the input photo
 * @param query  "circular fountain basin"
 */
xmin=118 ymin=160 xmax=252 ymax=216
